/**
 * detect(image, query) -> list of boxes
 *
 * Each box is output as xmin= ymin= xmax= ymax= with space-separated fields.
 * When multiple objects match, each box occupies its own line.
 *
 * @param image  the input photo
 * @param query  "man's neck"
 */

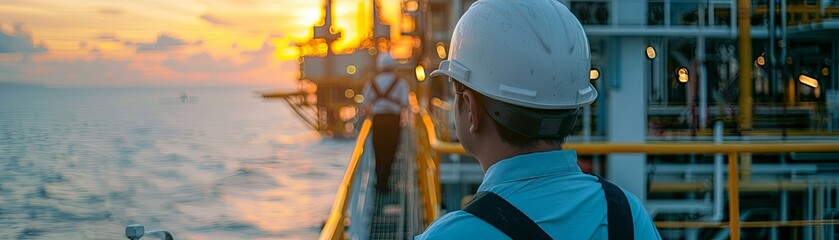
xmin=475 ymin=141 xmax=562 ymax=172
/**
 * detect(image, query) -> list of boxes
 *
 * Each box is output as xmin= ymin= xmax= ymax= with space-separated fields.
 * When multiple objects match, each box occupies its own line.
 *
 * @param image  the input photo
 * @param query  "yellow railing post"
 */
xmin=319 ymin=119 xmax=372 ymax=240
xmin=728 ymin=152 xmax=740 ymax=240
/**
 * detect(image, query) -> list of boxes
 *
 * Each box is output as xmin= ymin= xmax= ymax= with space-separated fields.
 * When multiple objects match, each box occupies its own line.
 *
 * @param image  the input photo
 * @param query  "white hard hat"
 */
xmin=377 ymin=53 xmax=398 ymax=71
xmin=430 ymin=0 xmax=597 ymax=110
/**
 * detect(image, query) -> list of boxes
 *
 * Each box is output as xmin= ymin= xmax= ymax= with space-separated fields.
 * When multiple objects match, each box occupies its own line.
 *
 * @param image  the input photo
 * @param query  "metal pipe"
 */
xmin=583 ymin=26 xmax=777 ymax=37
xmin=781 ymin=0 xmax=789 ymax=107
xmin=769 ymin=0 xmax=776 ymax=106
xmin=741 ymin=154 xmax=752 ymax=181
xmin=806 ymin=180 xmax=814 ymax=240
xmin=817 ymin=179 xmax=824 ymax=240
xmin=699 ymin=4 xmax=708 ymax=130
xmin=770 ymin=0 xmax=776 ymax=66
xmin=835 ymin=40 xmax=839 ymax=90
xmin=781 ymin=190 xmax=788 ymax=223
xmin=709 ymin=0 xmax=715 ymax=27
xmin=738 ymin=0 xmax=753 ymax=131
xmin=731 ymin=0 xmax=738 ymax=38
xmin=664 ymin=0 xmax=671 ymax=26
xmin=728 ymin=152 xmax=741 ymax=240
xmin=710 ymin=121 xmax=724 ymax=221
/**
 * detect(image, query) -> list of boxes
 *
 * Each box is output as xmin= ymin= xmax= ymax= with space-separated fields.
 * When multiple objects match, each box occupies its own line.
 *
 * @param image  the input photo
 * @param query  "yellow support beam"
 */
xmin=649 ymin=181 xmax=835 ymax=193
xmin=423 ymin=140 xmax=839 ymax=155
xmin=728 ymin=153 xmax=740 ymax=240
xmin=656 ymin=219 xmax=839 ymax=229
xmin=738 ymin=0 xmax=753 ymax=131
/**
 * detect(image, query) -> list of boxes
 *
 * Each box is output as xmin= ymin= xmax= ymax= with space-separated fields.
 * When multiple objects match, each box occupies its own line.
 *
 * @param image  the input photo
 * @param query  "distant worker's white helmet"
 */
xmin=377 ymin=53 xmax=398 ymax=71
xmin=430 ymin=0 xmax=597 ymax=110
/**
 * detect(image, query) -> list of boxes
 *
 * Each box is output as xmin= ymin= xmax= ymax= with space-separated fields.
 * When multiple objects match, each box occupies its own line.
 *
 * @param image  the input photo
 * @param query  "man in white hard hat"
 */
xmin=362 ymin=53 xmax=409 ymax=193
xmin=416 ymin=0 xmax=660 ymax=239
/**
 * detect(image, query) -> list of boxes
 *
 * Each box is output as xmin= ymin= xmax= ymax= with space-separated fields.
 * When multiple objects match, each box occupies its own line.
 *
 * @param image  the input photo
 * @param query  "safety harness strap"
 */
xmin=463 ymin=174 xmax=634 ymax=240
xmin=370 ymin=76 xmax=401 ymax=106
xmin=594 ymin=174 xmax=636 ymax=240
xmin=462 ymin=191 xmax=551 ymax=240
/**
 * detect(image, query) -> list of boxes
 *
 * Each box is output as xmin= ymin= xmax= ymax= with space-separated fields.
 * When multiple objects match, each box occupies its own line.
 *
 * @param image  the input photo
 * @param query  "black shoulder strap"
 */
xmin=463 ymin=176 xmax=635 ymax=240
xmin=593 ymin=174 xmax=635 ymax=240
xmin=370 ymin=78 xmax=384 ymax=98
xmin=462 ymin=191 xmax=552 ymax=240
xmin=381 ymin=76 xmax=400 ymax=98
xmin=370 ymin=75 xmax=401 ymax=105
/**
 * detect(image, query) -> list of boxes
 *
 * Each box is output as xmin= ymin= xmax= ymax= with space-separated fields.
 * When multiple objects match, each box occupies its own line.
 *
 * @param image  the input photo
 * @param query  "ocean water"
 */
xmin=0 ymin=87 xmax=354 ymax=239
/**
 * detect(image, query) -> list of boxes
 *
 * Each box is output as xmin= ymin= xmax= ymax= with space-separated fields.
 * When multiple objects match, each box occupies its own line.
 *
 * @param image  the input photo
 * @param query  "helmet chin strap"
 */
xmin=481 ymin=96 xmax=580 ymax=138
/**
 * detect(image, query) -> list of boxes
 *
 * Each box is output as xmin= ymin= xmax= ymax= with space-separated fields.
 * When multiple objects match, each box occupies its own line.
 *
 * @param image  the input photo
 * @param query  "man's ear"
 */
xmin=462 ymin=91 xmax=481 ymax=133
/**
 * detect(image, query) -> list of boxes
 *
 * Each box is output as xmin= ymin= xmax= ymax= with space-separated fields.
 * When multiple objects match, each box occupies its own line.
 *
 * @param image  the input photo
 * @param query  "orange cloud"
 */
xmin=0 ymin=0 xmax=408 ymax=87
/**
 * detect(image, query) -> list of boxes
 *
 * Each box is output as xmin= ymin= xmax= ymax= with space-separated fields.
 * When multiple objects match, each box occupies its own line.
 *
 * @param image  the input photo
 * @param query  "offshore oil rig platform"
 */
xmin=258 ymin=0 xmax=839 ymax=239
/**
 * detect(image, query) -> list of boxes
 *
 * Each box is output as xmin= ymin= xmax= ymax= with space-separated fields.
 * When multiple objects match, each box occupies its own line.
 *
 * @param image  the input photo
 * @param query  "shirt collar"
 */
xmin=478 ymin=149 xmax=581 ymax=191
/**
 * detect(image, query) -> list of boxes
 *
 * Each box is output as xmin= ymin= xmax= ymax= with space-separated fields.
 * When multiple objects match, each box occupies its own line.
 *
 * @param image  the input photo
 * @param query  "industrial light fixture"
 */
xmin=645 ymin=46 xmax=656 ymax=60
xmin=415 ymin=65 xmax=426 ymax=82
xmin=756 ymin=54 xmax=765 ymax=66
xmin=798 ymin=74 xmax=819 ymax=88
xmin=590 ymin=68 xmax=600 ymax=81
xmin=436 ymin=42 xmax=447 ymax=59
xmin=676 ymin=66 xmax=690 ymax=83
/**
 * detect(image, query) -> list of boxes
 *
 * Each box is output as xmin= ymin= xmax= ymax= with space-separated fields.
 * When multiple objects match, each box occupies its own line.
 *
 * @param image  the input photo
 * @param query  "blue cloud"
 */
xmin=135 ymin=33 xmax=189 ymax=51
xmin=0 ymin=24 xmax=47 ymax=53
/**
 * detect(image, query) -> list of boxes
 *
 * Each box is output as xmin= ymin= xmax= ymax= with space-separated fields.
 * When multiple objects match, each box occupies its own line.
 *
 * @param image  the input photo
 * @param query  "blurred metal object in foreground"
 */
xmin=125 ymin=224 xmax=174 ymax=240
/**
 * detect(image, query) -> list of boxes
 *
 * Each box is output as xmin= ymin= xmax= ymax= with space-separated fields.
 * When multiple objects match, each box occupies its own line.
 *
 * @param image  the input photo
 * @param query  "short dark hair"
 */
xmin=454 ymin=84 xmax=576 ymax=148
xmin=488 ymin=100 xmax=576 ymax=148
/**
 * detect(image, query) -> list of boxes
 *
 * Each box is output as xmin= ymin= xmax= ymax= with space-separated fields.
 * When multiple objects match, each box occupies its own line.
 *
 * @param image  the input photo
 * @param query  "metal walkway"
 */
xmin=369 ymin=127 xmax=424 ymax=240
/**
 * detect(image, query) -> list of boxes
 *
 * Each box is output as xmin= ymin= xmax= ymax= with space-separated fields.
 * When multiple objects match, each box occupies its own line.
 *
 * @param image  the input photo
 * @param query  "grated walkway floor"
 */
xmin=369 ymin=127 xmax=422 ymax=239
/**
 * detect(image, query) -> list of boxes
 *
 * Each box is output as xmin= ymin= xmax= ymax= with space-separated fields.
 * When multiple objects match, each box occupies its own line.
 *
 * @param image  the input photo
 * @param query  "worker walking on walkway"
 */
xmin=362 ymin=53 xmax=409 ymax=193
xmin=416 ymin=0 xmax=661 ymax=239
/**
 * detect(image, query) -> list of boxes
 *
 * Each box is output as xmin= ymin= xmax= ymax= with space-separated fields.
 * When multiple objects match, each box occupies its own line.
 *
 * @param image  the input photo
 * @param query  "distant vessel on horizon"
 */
xmin=180 ymin=91 xmax=199 ymax=103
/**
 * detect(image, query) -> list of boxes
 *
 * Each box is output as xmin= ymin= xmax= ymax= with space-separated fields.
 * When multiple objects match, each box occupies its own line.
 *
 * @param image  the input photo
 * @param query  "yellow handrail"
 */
xmin=656 ymin=219 xmax=839 ymax=228
xmin=416 ymin=107 xmax=839 ymax=240
xmin=416 ymin=110 xmax=441 ymax=227
xmin=319 ymin=119 xmax=373 ymax=240
xmin=419 ymin=138 xmax=839 ymax=155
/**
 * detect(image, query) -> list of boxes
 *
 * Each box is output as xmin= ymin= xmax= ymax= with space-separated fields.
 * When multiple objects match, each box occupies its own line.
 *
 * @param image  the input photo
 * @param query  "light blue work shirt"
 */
xmin=416 ymin=150 xmax=661 ymax=239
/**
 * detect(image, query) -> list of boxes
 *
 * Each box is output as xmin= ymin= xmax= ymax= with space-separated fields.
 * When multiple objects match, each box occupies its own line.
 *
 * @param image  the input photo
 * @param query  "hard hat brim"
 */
xmin=428 ymin=69 xmax=451 ymax=79
xmin=430 ymin=60 xmax=470 ymax=83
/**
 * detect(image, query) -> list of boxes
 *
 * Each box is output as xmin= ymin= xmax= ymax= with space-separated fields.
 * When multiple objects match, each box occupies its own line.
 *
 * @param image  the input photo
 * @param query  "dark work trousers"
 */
xmin=372 ymin=113 xmax=401 ymax=192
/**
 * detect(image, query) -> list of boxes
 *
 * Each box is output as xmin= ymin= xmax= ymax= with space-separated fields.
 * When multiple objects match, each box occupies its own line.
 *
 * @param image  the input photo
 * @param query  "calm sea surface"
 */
xmin=0 ymin=87 xmax=354 ymax=239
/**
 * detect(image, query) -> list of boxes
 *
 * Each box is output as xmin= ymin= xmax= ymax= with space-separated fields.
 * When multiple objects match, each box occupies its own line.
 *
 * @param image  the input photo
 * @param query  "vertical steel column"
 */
xmin=712 ymin=121 xmax=724 ymax=221
xmin=806 ymin=181 xmax=814 ymax=239
xmin=699 ymin=3 xmax=708 ymax=130
xmin=817 ymin=180 xmax=824 ymax=240
xmin=769 ymin=0 xmax=776 ymax=102
xmin=834 ymin=40 xmax=839 ymax=89
xmin=728 ymin=152 xmax=740 ymax=240
xmin=738 ymin=0 xmax=753 ymax=131
xmin=607 ymin=37 xmax=649 ymax=201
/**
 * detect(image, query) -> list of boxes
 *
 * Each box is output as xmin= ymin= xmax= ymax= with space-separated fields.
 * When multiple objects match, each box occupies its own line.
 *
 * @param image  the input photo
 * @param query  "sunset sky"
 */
xmin=0 ymin=0 xmax=400 ymax=88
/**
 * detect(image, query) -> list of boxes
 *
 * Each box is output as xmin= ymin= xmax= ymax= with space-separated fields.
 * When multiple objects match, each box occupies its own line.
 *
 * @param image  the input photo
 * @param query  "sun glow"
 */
xmin=0 ymin=0 xmax=409 ymax=87
xmin=296 ymin=0 xmax=404 ymax=58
